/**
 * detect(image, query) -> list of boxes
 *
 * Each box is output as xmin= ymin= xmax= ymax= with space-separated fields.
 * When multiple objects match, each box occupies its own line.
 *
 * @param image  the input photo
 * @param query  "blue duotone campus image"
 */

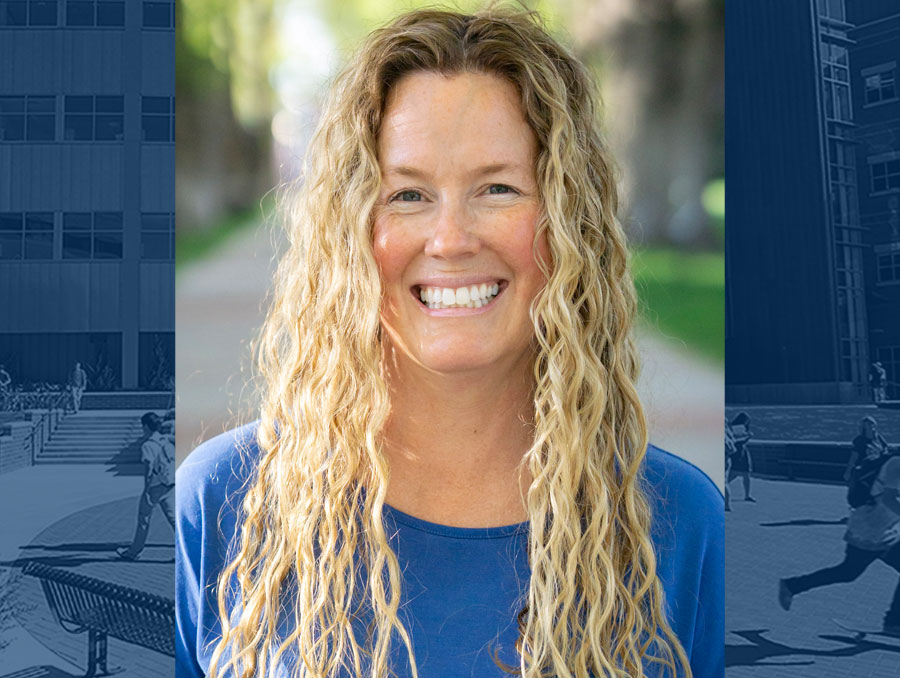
xmin=0 ymin=0 xmax=175 ymax=675
xmin=726 ymin=0 xmax=900 ymax=675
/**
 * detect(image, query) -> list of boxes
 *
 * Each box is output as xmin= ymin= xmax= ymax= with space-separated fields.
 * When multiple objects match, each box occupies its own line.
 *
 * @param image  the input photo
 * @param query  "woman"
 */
xmin=176 ymin=8 xmax=723 ymax=677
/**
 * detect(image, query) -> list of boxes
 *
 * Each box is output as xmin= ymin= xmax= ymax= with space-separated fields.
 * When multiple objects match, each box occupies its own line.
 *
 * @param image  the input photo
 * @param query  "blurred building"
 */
xmin=0 ymin=0 xmax=175 ymax=390
xmin=726 ymin=0 xmax=900 ymax=404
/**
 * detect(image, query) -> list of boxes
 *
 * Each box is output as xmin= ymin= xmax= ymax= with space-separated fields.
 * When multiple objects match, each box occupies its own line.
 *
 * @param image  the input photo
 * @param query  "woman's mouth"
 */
xmin=412 ymin=280 xmax=507 ymax=310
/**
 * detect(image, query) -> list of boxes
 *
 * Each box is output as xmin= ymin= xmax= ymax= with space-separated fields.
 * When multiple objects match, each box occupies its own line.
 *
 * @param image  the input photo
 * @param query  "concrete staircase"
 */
xmin=34 ymin=411 xmax=146 ymax=472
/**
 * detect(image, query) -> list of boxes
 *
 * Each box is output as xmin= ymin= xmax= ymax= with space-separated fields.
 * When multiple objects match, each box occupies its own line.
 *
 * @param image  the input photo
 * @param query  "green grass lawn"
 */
xmin=631 ymin=248 xmax=724 ymax=363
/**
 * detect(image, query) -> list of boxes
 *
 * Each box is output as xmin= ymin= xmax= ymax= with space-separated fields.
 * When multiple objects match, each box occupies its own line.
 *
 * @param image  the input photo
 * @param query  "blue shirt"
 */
xmin=176 ymin=423 xmax=723 ymax=677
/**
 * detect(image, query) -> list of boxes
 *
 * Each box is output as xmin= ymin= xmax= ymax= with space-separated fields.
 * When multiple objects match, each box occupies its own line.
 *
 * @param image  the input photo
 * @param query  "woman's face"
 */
xmin=373 ymin=71 xmax=549 ymax=375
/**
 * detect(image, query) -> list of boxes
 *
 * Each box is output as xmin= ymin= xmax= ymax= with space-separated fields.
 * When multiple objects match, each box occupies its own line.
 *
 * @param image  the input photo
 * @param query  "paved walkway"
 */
xmin=726 ymin=478 xmax=900 ymax=677
xmin=176 ymin=223 xmax=724 ymax=487
xmin=0 ymin=464 xmax=173 ymax=676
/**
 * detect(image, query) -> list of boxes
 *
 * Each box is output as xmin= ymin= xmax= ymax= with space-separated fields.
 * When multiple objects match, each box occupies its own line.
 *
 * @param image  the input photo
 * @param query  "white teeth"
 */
xmin=418 ymin=282 xmax=501 ymax=309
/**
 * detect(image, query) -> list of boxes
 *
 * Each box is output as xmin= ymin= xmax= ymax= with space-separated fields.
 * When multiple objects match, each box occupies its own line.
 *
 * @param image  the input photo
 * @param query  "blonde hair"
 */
xmin=208 ymin=6 xmax=691 ymax=678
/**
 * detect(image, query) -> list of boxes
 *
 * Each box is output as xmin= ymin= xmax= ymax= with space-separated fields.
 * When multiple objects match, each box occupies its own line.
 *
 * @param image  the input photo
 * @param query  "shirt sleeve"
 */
xmin=690 ymin=507 xmax=725 ymax=678
xmin=141 ymin=440 xmax=155 ymax=466
xmin=175 ymin=455 xmax=210 ymax=678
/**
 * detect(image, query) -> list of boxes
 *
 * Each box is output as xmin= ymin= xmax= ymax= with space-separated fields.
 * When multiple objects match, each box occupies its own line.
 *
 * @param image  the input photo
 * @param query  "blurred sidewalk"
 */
xmin=176 ymin=224 xmax=723 ymax=488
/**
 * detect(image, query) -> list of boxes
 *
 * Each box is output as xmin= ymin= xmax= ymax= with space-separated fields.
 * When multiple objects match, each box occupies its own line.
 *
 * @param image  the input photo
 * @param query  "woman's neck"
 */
xmin=380 ymin=347 xmax=535 ymax=528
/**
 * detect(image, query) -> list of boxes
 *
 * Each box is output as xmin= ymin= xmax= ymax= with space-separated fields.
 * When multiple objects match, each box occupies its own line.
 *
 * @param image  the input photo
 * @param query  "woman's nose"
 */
xmin=424 ymin=203 xmax=480 ymax=258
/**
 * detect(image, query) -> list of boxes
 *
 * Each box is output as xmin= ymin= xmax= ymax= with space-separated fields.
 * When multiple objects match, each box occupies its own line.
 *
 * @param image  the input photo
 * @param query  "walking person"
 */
xmin=726 ymin=411 xmax=756 ymax=502
xmin=779 ymin=416 xmax=900 ymax=636
xmin=725 ymin=416 xmax=737 ymax=511
xmin=870 ymin=361 xmax=887 ymax=404
xmin=68 ymin=361 xmax=87 ymax=414
xmin=0 ymin=364 xmax=10 ymax=411
xmin=117 ymin=412 xmax=176 ymax=560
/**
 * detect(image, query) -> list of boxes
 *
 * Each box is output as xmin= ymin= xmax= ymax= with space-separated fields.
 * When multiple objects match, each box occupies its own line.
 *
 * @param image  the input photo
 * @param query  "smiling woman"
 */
xmin=175 ymin=7 xmax=723 ymax=678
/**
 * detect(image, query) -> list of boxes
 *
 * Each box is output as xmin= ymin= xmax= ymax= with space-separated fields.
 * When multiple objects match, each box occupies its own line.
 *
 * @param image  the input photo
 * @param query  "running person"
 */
xmin=726 ymin=412 xmax=755 ymax=502
xmin=779 ymin=417 xmax=900 ymax=636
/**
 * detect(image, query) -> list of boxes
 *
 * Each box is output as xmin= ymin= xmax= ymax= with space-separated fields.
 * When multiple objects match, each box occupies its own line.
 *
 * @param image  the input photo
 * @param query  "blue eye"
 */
xmin=488 ymin=184 xmax=515 ymax=195
xmin=392 ymin=190 xmax=422 ymax=202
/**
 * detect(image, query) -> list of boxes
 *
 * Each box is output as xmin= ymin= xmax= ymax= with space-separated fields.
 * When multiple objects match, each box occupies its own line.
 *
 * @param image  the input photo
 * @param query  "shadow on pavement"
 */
xmin=726 ymin=628 xmax=900 ymax=668
xmin=0 ymin=667 xmax=82 ymax=678
xmin=760 ymin=518 xmax=848 ymax=527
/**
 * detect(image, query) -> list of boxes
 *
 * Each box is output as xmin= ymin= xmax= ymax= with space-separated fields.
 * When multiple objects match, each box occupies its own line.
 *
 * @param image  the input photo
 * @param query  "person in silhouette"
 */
xmin=726 ymin=412 xmax=755 ymax=503
xmin=68 ymin=361 xmax=87 ymax=413
xmin=117 ymin=412 xmax=175 ymax=560
xmin=779 ymin=417 xmax=900 ymax=637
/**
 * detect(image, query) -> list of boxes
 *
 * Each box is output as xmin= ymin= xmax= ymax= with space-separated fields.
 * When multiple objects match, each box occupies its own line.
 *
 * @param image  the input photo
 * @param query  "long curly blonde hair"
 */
xmin=208 ymin=6 xmax=691 ymax=678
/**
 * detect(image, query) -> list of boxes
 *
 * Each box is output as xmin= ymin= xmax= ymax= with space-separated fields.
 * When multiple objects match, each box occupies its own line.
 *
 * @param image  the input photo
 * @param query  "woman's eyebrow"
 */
xmin=383 ymin=162 xmax=525 ymax=179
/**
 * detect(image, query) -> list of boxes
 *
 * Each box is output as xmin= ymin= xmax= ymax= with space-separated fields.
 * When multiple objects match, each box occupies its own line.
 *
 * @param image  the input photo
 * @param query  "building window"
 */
xmin=66 ymin=0 xmax=123 ymax=27
xmin=0 ymin=0 xmax=57 ymax=25
xmin=0 ymin=212 xmax=54 ymax=260
xmin=821 ymin=42 xmax=851 ymax=123
xmin=140 ymin=213 xmax=174 ymax=259
xmin=870 ymin=157 xmax=900 ymax=194
xmin=63 ymin=212 xmax=122 ymax=259
xmin=142 ymin=97 xmax=174 ymax=142
xmin=877 ymin=251 xmax=900 ymax=284
xmin=817 ymin=0 xmax=845 ymax=21
xmin=0 ymin=96 xmax=55 ymax=141
xmin=64 ymin=95 xmax=123 ymax=141
xmin=864 ymin=65 xmax=896 ymax=106
xmin=142 ymin=0 xmax=172 ymax=28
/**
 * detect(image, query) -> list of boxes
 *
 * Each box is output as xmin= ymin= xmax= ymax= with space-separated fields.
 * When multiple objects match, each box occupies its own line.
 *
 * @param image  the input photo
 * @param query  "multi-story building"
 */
xmin=849 ymin=2 xmax=900 ymax=399
xmin=726 ymin=0 xmax=899 ymax=404
xmin=0 ymin=0 xmax=175 ymax=390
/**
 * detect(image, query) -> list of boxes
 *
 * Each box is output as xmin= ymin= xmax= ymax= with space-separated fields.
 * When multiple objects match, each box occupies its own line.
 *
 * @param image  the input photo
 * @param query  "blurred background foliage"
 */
xmin=176 ymin=0 xmax=724 ymax=362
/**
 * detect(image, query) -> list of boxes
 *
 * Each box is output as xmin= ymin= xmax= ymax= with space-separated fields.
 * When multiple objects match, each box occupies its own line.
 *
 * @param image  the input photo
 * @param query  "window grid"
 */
xmin=64 ymin=95 xmax=123 ymax=142
xmin=62 ymin=212 xmax=123 ymax=259
xmin=829 ymin=140 xmax=858 ymax=227
xmin=864 ymin=67 xmax=896 ymax=106
xmin=141 ymin=96 xmax=174 ymax=143
xmin=817 ymin=0 xmax=846 ymax=21
xmin=65 ymin=0 xmax=123 ymax=27
xmin=0 ymin=0 xmax=57 ymax=26
xmin=0 ymin=96 xmax=56 ymax=142
xmin=0 ymin=212 xmax=54 ymax=260
xmin=821 ymin=42 xmax=852 ymax=123
xmin=870 ymin=158 xmax=900 ymax=194
xmin=877 ymin=251 xmax=900 ymax=284
xmin=140 ymin=212 xmax=174 ymax=260
xmin=142 ymin=0 xmax=173 ymax=29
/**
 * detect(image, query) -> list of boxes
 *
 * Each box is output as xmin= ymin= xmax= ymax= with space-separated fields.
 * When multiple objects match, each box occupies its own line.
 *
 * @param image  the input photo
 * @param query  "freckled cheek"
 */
xmin=496 ymin=207 xmax=548 ymax=286
xmin=372 ymin=218 xmax=417 ymax=291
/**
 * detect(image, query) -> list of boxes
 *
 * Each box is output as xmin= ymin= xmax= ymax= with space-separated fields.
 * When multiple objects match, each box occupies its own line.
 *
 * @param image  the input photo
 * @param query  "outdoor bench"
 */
xmin=22 ymin=561 xmax=174 ymax=677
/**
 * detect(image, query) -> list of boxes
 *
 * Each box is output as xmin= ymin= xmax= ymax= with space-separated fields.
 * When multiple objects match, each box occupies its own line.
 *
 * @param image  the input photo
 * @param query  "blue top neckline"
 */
xmin=382 ymin=502 xmax=529 ymax=539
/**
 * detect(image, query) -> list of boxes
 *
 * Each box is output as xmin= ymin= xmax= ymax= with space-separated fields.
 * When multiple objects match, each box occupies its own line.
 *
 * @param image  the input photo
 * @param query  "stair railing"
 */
xmin=25 ymin=390 xmax=69 ymax=466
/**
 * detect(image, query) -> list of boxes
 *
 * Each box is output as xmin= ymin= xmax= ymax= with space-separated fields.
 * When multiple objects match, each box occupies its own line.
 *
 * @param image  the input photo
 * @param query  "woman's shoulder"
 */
xmin=176 ymin=421 xmax=262 ymax=514
xmin=643 ymin=445 xmax=724 ymax=527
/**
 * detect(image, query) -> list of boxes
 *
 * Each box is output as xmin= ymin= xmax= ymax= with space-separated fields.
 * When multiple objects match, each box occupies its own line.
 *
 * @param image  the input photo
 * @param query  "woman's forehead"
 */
xmin=378 ymin=71 xmax=537 ymax=172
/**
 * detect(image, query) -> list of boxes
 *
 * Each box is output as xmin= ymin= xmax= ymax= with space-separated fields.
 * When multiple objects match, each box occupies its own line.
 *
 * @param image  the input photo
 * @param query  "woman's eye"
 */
xmin=488 ymin=184 xmax=516 ymax=195
xmin=391 ymin=190 xmax=423 ymax=202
